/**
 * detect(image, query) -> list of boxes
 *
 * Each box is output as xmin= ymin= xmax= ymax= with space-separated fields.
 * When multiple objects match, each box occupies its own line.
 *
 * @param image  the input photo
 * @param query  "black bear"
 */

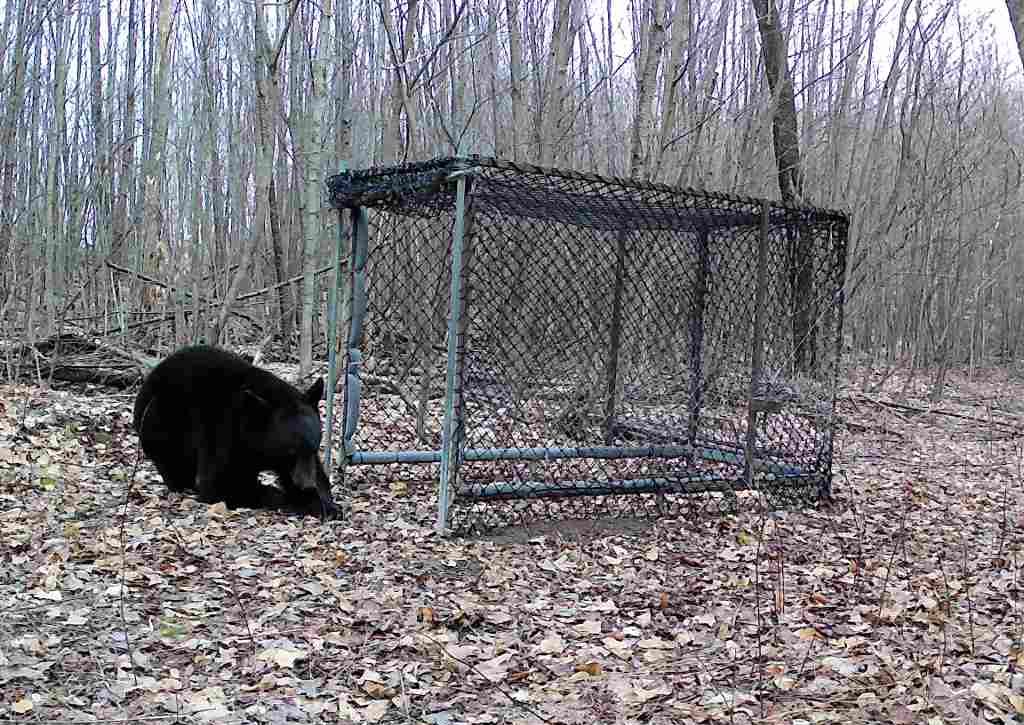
xmin=133 ymin=345 xmax=340 ymax=519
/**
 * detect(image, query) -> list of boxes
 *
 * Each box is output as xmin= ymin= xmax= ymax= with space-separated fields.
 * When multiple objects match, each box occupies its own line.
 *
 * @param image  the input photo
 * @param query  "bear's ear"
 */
xmin=304 ymin=378 xmax=325 ymax=405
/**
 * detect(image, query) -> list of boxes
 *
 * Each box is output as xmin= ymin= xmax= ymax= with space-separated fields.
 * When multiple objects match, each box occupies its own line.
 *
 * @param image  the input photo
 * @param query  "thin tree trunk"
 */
xmin=579 ymin=13 xmax=598 ymax=171
xmin=506 ymin=0 xmax=523 ymax=160
xmin=379 ymin=1 xmax=404 ymax=162
xmin=17 ymin=36 xmax=42 ymax=338
xmin=210 ymin=0 xmax=295 ymax=344
xmin=90 ymin=0 xmax=111 ymax=261
xmin=299 ymin=0 xmax=334 ymax=376
xmin=829 ymin=0 xmax=864 ymax=206
xmin=0 ymin=0 xmax=32 ymax=300
xmin=629 ymin=0 xmax=666 ymax=179
xmin=652 ymin=0 xmax=689 ymax=179
xmin=334 ymin=0 xmax=354 ymax=162
xmin=268 ymin=177 xmax=292 ymax=339
xmin=751 ymin=0 xmax=817 ymax=372
xmin=751 ymin=0 xmax=803 ymax=202
xmin=112 ymin=0 xmax=138 ymax=257
xmin=538 ymin=0 xmax=574 ymax=165
xmin=487 ymin=0 xmax=505 ymax=158
xmin=1005 ymin=0 xmax=1024 ymax=70
xmin=201 ymin=0 xmax=227 ymax=299
xmin=678 ymin=0 xmax=729 ymax=187
xmin=595 ymin=1 xmax=611 ymax=172
xmin=45 ymin=6 xmax=70 ymax=336
xmin=139 ymin=0 xmax=175 ymax=342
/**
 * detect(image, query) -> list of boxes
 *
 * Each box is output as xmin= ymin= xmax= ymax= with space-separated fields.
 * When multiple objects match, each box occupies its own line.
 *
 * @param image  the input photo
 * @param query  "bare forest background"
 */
xmin=2 ymin=0 xmax=1024 ymax=385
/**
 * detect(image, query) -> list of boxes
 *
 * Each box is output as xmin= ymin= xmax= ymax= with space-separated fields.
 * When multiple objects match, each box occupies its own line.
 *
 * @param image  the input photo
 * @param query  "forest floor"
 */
xmin=2 ymin=364 xmax=1024 ymax=724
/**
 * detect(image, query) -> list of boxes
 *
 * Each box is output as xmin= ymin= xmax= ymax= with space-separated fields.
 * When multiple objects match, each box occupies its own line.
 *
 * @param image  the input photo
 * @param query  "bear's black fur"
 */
xmin=133 ymin=345 xmax=339 ymax=518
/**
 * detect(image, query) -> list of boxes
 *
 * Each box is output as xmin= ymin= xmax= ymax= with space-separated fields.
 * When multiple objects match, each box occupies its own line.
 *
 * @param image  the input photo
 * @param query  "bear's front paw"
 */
xmin=318 ymin=497 xmax=342 ymax=520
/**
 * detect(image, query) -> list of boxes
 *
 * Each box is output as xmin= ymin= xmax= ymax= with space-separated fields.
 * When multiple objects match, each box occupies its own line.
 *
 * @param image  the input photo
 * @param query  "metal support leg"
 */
xmin=688 ymin=230 xmax=710 ymax=445
xmin=324 ymin=201 xmax=346 ymax=476
xmin=602 ymin=230 xmax=628 ymax=445
xmin=438 ymin=168 xmax=472 ymax=534
xmin=745 ymin=203 xmax=771 ymax=494
xmin=342 ymin=207 xmax=369 ymax=452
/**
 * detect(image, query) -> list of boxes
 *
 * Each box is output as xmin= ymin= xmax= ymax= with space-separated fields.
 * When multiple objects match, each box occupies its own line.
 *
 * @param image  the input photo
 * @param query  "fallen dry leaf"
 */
xmin=256 ymin=647 xmax=306 ymax=668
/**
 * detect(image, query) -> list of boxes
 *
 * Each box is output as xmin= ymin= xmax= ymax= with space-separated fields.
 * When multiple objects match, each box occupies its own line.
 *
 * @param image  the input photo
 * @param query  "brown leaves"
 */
xmin=256 ymin=646 xmax=307 ymax=668
xmin=3 ymin=369 xmax=1024 ymax=723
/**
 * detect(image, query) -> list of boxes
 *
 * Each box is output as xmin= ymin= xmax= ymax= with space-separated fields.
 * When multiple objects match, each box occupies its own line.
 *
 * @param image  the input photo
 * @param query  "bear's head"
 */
xmin=242 ymin=378 xmax=339 ymax=519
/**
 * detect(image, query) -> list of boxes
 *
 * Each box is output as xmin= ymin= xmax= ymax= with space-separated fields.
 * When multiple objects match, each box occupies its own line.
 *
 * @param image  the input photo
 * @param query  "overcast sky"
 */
xmin=600 ymin=1 xmax=1021 ymax=79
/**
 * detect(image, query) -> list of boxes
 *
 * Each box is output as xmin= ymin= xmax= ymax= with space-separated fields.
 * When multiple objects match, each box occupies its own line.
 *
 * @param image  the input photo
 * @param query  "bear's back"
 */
xmin=134 ymin=345 xmax=304 ymax=428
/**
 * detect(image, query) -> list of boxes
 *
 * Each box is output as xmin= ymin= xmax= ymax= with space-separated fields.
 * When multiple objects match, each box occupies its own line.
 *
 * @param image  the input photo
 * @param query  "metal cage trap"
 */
xmin=324 ymin=157 xmax=848 ymax=534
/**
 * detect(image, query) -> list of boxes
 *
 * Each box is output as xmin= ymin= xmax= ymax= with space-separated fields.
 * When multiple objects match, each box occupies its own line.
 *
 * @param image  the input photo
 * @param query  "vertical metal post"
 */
xmin=323 ymin=164 xmax=348 ymax=477
xmin=602 ymin=230 xmax=629 ymax=444
xmin=745 ymin=203 xmax=771 ymax=488
xmin=822 ymin=220 xmax=849 ymax=500
xmin=342 ymin=208 xmax=369 ymax=448
xmin=687 ymin=229 xmax=710 ymax=445
xmin=347 ymin=208 xmax=369 ymax=350
xmin=437 ymin=167 xmax=471 ymax=533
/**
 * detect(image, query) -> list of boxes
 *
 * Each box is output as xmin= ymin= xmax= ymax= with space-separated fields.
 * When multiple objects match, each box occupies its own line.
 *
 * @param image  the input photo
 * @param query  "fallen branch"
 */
xmin=5 ymin=334 xmax=148 ymax=389
xmin=848 ymin=394 xmax=1024 ymax=436
xmin=236 ymin=263 xmax=341 ymax=302
xmin=58 ymin=227 xmax=134 ymax=320
xmin=98 ymin=303 xmax=261 ymax=337
xmin=106 ymin=261 xmax=187 ymax=296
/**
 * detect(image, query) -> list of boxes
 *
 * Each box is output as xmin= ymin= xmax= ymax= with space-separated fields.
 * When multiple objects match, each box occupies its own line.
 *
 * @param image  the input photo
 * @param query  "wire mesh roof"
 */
xmin=326 ymin=156 xmax=849 ymax=233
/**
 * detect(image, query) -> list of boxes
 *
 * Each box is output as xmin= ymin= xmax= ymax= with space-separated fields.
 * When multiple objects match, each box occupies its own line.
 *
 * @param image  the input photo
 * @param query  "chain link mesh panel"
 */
xmin=327 ymin=157 xmax=848 ymax=534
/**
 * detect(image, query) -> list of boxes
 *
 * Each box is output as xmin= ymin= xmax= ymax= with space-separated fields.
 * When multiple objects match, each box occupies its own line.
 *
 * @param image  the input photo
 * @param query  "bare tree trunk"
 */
xmin=487 ymin=0 xmax=505 ymax=158
xmin=210 ymin=0 xmax=296 ymax=344
xmin=379 ymin=2 xmax=401 ymax=162
xmin=505 ymin=0 xmax=523 ymax=159
xmin=268 ymin=177 xmax=292 ymax=339
xmin=651 ymin=0 xmax=688 ymax=179
xmin=299 ymin=0 xmax=335 ymax=376
xmin=828 ymin=0 xmax=864 ymax=206
xmin=1006 ymin=0 xmax=1024 ymax=69
xmin=45 ymin=5 xmax=70 ymax=336
xmin=603 ymin=0 xmax=618 ymax=173
xmin=334 ymin=0 xmax=354 ymax=162
xmin=447 ymin=0 xmax=468 ymax=146
xmin=379 ymin=0 xmax=419 ymax=162
xmin=579 ymin=13 xmax=598 ymax=171
xmin=139 ymin=0 xmax=175 ymax=341
xmin=16 ymin=35 xmax=42 ymax=339
xmin=751 ymin=0 xmax=803 ymax=202
xmin=113 ymin=0 xmax=138 ymax=256
xmin=0 ymin=0 xmax=32 ymax=305
xmin=678 ymin=0 xmax=729 ymax=187
xmin=90 ymin=0 xmax=111 ymax=259
xmin=629 ymin=0 xmax=667 ymax=179
xmin=199 ymin=0 xmax=227 ymax=300
xmin=751 ymin=0 xmax=818 ymax=372
xmin=538 ymin=0 xmax=575 ymax=165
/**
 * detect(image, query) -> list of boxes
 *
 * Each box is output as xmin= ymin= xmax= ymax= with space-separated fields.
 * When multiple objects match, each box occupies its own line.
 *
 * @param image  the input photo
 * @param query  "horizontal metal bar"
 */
xmin=457 ymin=473 xmax=824 ymax=502
xmin=352 ymin=444 xmax=694 ymax=465
xmin=446 ymin=166 xmax=481 ymax=180
xmin=348 ymin=444 xmax=807 ymax=475
xmin=350 ymin=450 xmax=445 ymax=464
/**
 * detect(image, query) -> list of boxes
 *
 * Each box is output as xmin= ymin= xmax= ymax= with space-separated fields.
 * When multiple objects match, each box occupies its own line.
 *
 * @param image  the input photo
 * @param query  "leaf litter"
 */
xmin=0 ymin=365 xmax=1023 ymax=723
